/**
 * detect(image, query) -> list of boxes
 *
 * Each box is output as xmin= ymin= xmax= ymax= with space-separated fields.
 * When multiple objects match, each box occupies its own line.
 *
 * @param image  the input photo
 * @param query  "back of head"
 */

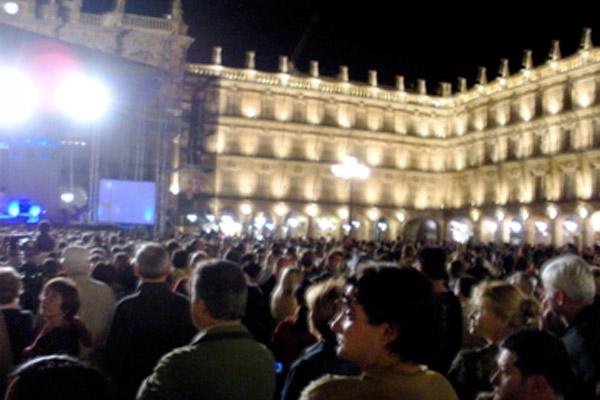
xmin=502 ymin=329 xmax=573 ymax=396
xmin=0 ymin=267 xmax=22 ymax=304
xmin=61 ymin=246 xmax=91 ymax=276
xmin=6 ymin=355 xmax=112 ymax=400
xmin=134 ymin=243 xmax=170 ymax=279
xmin=349 ymin=265 xmax=437 ymax=365
xmin=418 ymin=246 xmax=448 ymax=281
xmin=473 ymin=281 xmax=540 ymax=330
xmin=541 ymin=254 xmax=596 ymax=305
xmin=193 ymin=259 xmax=247 ymax=320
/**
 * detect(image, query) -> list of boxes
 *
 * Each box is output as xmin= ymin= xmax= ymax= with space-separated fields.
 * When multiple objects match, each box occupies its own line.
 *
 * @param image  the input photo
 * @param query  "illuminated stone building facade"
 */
xmin=182 ymin=32 xmax=600 ymax=245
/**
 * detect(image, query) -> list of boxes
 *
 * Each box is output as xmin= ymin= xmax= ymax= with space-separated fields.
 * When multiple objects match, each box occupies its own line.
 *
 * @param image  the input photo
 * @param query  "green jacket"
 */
xmin=137 ymin=323 xmax=276 ymax=400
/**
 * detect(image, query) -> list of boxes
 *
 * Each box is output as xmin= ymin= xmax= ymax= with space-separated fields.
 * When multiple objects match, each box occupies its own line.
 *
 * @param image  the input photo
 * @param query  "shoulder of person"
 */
xmin=300 ymin=374 xmax=360 ymax=400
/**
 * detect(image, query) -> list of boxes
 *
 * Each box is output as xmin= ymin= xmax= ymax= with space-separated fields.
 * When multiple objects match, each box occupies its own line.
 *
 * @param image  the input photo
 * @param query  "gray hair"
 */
xmin=193 ymin=259 xmax=247 ymax=320
xmin=541 ymin=254 xmax=596 ymax=305
xmin=134 ymin=243 xmax=170 ymax=279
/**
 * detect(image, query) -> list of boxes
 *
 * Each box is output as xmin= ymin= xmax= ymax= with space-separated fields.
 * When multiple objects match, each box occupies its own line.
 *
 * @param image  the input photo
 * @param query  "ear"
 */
xmin=380 ymin=323 xmax=400 ymax=347
xmin=133 ymin=264 xmax=141 ymax=278
xmin=191 ymin=298 xmax=208 ymax=329
xmin=555 ymin=289 xmax=567 ymax=307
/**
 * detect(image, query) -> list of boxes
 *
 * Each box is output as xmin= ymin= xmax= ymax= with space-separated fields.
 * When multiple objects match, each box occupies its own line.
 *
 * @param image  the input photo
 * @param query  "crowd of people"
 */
xmin=1 ymin=220 xmax=600 ymax=400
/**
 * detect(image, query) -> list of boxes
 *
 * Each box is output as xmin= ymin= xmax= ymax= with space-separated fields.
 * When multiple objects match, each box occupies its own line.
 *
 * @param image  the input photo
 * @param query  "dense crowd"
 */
xmin=1 ymin=221 xmax=600 ymax=400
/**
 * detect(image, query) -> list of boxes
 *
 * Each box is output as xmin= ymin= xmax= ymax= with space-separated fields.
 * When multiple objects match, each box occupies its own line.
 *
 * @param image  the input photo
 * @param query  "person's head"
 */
xmin=454 ymin=275 xmax=476 ymax=301
xmin=591 ymin=266 xmax=600 ymax=297
xmin=491 ymin=330 xmax=573 ymax=400
xmin=40 ymin=277 xmax=80 ymax=321
xmin=470 ymin=281 xmax=540 ymax=344
xmin=0 ymin=267 xmax=22 ymax=305
xmin=279 ymin=267 xmax=303 ymax=296
xmin=5 ymin=355 xmax=112 ymax=400
xmin=38 ymin=220 xmax=51 ymax=234
xmin=134 ymin=242 xmax=171 ymax=280
xmin=508 ymin=272 xmax=537 ymax=296
xmin=91 ymin=262 xmax=116 ymax=287
xmin=191 ymin=259 xmax=247 ymax=330
xmin=305 ymin=279 xmax=344 ymax=341
xmin=61 ymin=246 xmax=90 ymax=276
xmin=541 ymin=254 xmax=595 ymax=322
xmin=171 ymin=249 xmax=189 ymax=270
xmin=418 ymin=246 xmax=448 ymax=281
xmin=331 ymin=265 xmax=437 ymax=368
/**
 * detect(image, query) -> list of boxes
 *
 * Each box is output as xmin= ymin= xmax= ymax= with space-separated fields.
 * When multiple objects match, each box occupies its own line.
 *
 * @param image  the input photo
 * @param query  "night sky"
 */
xmin=88 ymin=1 xmax=598 ymax=93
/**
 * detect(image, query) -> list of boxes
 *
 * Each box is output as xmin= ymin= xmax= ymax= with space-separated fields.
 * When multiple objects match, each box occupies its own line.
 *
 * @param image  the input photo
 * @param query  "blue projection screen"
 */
xmin=97 ymin=179 xmax=156 ymax=224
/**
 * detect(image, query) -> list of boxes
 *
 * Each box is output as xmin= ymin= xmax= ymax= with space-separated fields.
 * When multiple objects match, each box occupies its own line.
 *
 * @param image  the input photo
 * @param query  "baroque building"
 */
xmin=182 ymin=32 xmax=600 ymax=246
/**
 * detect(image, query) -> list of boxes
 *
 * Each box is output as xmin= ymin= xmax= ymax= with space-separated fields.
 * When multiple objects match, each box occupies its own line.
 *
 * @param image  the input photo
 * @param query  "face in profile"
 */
xmin=330 ymin=285 xmax=390 ymax=368
xmin=469 ymin=300 xmax=506 ymax=343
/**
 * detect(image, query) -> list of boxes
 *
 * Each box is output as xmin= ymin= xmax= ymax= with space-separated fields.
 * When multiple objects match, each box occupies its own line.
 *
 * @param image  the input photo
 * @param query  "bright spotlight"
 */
xmin=29 ymin=205 xmax=41 ymax=218
xmin=186 ymin=213 xmax=198 ymax=223
xmin=60 ymin=192 xmax=75 ymax=203
xmin=56 ymin=74 xmax=110 ymax=122
xmin=0 ymin=68 xmax=38 ymax=127
xmin=7 ymin=200 xmax=19 ymax=217
xmin=287 ymin=218 xmax=299 ymax=228
xmin=509 ymin=221 xmax=522 ymax=233
xmin=3 ymin=1 xmax=19 ymax=15
xmin=564 ymin=220 xmax=578 ymax=233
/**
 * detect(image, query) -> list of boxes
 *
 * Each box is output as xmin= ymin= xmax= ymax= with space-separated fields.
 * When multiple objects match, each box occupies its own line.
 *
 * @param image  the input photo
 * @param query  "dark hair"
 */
xmin=91 ymin=263 xmax=116 ymax=286
xmin=456 ymin=275 xmax=476 ymax=298
xmin=418 ymin=246 xmax=448 ymax=281
xmin=348 ymin=266 xmax=436 ymax=364
xmin=6 ymin=355 xmax=113 ymax=400
xmin=135 ymin=243 xmax=169 ymax=279
xmin=193 ymin=259 xmax=247 ymax=320
xmin=242 ymin=261 xmax=261 ymax=280
xmin=43 ymin=278 xmax=80 ymax=320
xmin=502 ymin=329 xmax=573 ymax=395
xmin=171 ymin=249 xmax=189 ymax=270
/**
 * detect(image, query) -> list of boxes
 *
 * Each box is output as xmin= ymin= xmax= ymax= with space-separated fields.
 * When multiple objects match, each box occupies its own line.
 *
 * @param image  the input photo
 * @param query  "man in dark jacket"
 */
xmin=105 ymin=243 xmax=196 ymax=400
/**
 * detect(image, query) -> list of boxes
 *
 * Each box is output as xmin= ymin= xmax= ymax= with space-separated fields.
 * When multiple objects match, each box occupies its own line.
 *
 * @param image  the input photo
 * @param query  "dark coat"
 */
xmin=281 ymin=338 xmax=361 ymax=400
xmin=104 ymin=282 xmax=196 ymax=400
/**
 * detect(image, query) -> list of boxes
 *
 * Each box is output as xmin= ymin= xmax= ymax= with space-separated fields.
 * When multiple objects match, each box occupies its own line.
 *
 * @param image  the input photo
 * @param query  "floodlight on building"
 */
xmin=577 ymin=205 xmax=590 ymax=219
xmin=205 ymin=214 xmax=215 ymax=222
xmin=351 ymin=220 xmax=360 ymax=229
xmin=287 ymin=217 xmax=299 ymax=228
xmin=169 ymin=182 xmax=180 ymax=195
xmin=591 ymin=213 xmax=600 ymax=232
xmin=342 ymin=224 xmax=351 ymax=233
xmin=55 ymin=74 xmax=110 ymax=122
xmin=0 ymin=67 xmax=38 ymax=127
xmin=564 ymin=219 xmax=578 ymax=233
xmin=265 ymin=223 xmax=275 ymax=231
xmin=305 ymin=203 xmax=319 ymax=217
xmin=485 ymin=220 xmax=498 ymax=233
xmin=535 ymin=221 xmax=549 ymax=234
xmin=509 ymin=221 xmax=523 ymax=233
xmin=274 ymin=203 xmax=288 ymax=218
xmin=186 ymin=213 xmax=198 ymax=223
xmin=496 ymin=209 xmax=506 ymax=221
xmin=337 ymin=207 xmax=349 ymax=220
xmin=546 ymin=204 xmax=559 ymax=220
xmin=253 ymin=214 xmax=266 ymax=230
xmin=377 ymin=221 xmax=388 ymax=232
xmin=60 ymin=192 xmax=75 ymax=204
xmin=3 ymin=1 xmax=19 ymax=15
xmin=395 ymin=210 xmax=406 ymax=223
xmin=520 ymin=207 xmax=529 ymax=221
xmin=219 ymin=215 xmax=241 ymax=236
xmin=470 ymin=208 xmax=481 ymax=222
xmin=367 ymin=207 xmax=379 ymax=222
xmin=239 ymin=203 xmax=252 ymax=216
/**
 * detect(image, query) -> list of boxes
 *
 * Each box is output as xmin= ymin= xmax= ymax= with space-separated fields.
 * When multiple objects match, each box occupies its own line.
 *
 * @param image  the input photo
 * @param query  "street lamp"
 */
xmin=331 ymin=156 xmax=370 ymax=236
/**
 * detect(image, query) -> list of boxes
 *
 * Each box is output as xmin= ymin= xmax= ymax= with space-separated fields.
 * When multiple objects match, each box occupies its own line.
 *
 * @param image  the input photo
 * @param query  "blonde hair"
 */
xmin=0 ymin=267 xmax=22 ymax=304
xmin=472 ymin=281 xmax=540 ymax=330
xmin=305 ymin=279 xmax=344 ymax=339
xmin=270 ymin=267 xmax=303 ymax=322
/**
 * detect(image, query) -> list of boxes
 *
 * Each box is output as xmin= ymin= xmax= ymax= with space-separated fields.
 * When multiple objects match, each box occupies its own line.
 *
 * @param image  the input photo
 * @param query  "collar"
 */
xmin=0 ymin=302 xmax=20 ymax=310
xmin=191 ymin=322 xmax=246 ymax=344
